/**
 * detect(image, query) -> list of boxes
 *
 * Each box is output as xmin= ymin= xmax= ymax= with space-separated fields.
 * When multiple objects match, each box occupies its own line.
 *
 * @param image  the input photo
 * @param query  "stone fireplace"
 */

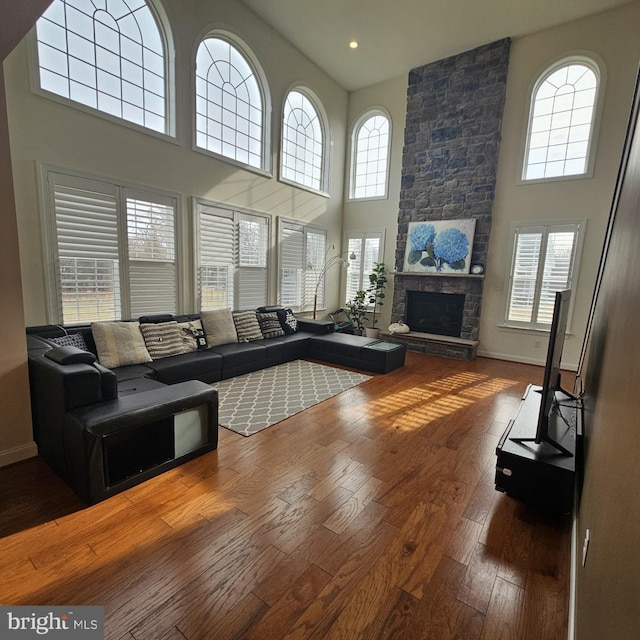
xmin=386 ymin=39 xmax=511 ymax=360
xmin=406 ymin=291 xmax=465 ymax=337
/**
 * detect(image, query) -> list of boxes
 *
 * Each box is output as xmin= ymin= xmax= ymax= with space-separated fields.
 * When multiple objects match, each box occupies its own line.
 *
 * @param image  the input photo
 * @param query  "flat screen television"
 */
xmin=511 ymin=289 xmax=575 ymax=456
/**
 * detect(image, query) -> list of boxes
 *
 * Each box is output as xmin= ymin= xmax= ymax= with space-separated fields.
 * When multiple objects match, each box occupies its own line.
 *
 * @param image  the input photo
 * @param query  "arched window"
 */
xmin=523 ymin=59 xmax=600 ymax=181
xmin=350 ymin=110 xmax=391 ymax=199
xmin=35 ymin=0 xmax=172 ymax=135
xmin=281 ymin=89 xmax=327 ymax=192
xmin=195 ymin=34 xmax=267 ymax=170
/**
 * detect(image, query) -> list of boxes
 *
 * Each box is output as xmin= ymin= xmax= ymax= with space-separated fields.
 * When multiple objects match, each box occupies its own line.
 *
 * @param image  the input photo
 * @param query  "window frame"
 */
xmin=31 ymin=0 xmax=177 ymax=141
xmin=279 ymin=86 xmax=330 ymax=196
xmin=193 ymin=197 xmax=271 ymax=311
xmin=343 ymin=230 xmax=385 ymax=305
xmin=40 ymin=165 xmax=183 ymax=324
xmin=193 ymin=29 xmax=272 ymax=176
xmin=519 ymin=54 xmax=605 ymax=185
xmin=502 ymin=219 xmax=585 ymax=332
xmin=348 ymin=108 xmax=392 ymax=201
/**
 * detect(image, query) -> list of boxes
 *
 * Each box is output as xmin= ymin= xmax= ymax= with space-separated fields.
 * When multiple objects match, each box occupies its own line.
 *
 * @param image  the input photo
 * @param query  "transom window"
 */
xmin=36 ymin=0 xmax=170 ymax=134
xmin=350 ymin=111 xmax=391 ymax=199
xmin=195 ymin=35 xmax=265 ymax=169
xmin=523 ymin=60 xmax=599 ymax=181
xmin=505 ymin=222 xmax=583 ymax=330
xmin=281 ymin=89 xmax=326 ymax=192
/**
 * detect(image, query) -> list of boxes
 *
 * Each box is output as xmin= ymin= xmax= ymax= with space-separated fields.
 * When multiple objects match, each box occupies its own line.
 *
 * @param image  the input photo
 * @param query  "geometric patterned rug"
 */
xmin=213 ymin=359 xmax=372 ymax=436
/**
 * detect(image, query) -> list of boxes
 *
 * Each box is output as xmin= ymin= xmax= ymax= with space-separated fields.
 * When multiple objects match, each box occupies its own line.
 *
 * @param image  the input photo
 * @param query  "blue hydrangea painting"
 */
xmin=403 ymin=219 xmax=476 ymax=274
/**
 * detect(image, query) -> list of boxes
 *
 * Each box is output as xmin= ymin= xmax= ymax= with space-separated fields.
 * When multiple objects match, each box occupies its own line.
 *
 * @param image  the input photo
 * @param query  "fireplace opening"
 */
xmin=406 ymin=291 xmax=465 ymax=337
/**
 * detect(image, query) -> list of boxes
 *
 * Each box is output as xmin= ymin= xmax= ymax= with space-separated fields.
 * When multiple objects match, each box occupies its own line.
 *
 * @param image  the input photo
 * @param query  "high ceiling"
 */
xmin=239 ymin=0 xmax=634 ymax=91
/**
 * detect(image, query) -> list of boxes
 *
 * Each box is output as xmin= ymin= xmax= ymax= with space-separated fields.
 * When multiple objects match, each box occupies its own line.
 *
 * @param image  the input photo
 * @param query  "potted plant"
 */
xmin=365 ymin=262 xmax=388 ymax=338
xmin=345 ymin=290 xmax=367 ymax=335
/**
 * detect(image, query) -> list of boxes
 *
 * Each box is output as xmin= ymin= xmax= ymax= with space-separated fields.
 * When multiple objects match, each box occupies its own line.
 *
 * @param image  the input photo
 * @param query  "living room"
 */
xmin=2 ymin=1 xmax=640 ymax=638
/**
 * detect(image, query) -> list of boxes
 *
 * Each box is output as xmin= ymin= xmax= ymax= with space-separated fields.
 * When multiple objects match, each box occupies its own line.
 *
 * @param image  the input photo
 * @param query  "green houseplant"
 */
xmin=365 ymin=262 xmax=388 ymax=337
xmin=345 ymin=290 xmax=367 ymax=335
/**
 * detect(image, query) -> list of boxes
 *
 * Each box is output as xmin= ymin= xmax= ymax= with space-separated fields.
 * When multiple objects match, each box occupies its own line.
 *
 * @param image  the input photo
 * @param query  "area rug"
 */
xmin=213 ymin=360 xmax=371 ymax=436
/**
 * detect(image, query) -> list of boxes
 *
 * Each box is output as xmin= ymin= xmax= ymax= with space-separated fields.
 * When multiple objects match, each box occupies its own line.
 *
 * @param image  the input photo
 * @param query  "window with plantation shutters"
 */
xmin=126 ymin=192 xmax=177 ymax=317
xmin=277 ymin=219 xmax=327 ymax=312
xmin=52 ymin=175 xmax=121 ymax=322
xmin=345 ymin=231 xmax=383 ymax=304
xmin=46 ymin=171 xmax=179 ymax=323
xmin=505 ymin=223 xmax=582 ymax=329
xmin=195 ymin=200 xmax=269 ymax=311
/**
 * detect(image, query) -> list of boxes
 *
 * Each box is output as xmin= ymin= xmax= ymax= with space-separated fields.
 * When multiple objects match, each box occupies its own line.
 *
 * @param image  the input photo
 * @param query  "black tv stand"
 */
xmin=511 ymin=388 xmax=576 ymax=456
xmin=495 ymin=384 xmax=579 ymax=514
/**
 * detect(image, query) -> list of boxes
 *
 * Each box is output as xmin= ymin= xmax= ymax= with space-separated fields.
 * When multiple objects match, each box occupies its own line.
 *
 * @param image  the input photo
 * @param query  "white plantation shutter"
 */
xmin=126 ymin=193 xmax=177 ymax=316
xmin=344 ymin=231 xmax=383 ymax=304
xmin=305 ymin=229 xmax=326 ymax=311
xmin=51 ymin=174 xmax=121 ymax=322
xmin=506 ymin=223 xmax=580 ymax=329
xmin=197 ymin=204 xmax=234 ymax=310
xmin=196 ymin=202 xmax=269 ymax=310
xmin=538 ymin=228 xmax=578 ymax=324
xmin=277 ymin=219 xmax=327 ymax=312
xmin=237 ymin=214 xmax=268 ymax=309
xmin=278 ymin=220 xmax=304 ymax=308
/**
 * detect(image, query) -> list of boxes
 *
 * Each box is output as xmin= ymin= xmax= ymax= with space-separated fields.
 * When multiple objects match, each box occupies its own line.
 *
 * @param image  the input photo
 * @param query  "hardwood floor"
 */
xmin=0 ymin=352 xmax=571 ymax=639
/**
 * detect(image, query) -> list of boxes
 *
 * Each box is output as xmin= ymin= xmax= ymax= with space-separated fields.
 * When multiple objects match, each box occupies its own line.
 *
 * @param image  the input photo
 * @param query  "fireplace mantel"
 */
xmin=394 ymin=272 xmax=485 ymax=279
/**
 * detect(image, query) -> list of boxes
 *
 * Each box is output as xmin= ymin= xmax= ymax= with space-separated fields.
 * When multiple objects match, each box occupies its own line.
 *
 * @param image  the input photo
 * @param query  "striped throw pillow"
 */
xmin=232 ymin=311 xmax=263 ymax=342
xmin=256 ymin=312 xmax=285 ymax=339
xmin=140 ymin=321 xmax=187 ymax=360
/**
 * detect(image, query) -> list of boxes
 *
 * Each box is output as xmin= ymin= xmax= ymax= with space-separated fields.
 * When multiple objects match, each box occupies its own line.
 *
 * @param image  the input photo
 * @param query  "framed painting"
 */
xmin=403 ymin=219 xmax=476 ymax=274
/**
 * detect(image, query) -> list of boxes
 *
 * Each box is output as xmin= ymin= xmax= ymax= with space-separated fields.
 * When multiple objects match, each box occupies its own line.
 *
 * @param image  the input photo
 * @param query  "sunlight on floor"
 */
xmin=356 ymin=371 xmax=521 ymax=432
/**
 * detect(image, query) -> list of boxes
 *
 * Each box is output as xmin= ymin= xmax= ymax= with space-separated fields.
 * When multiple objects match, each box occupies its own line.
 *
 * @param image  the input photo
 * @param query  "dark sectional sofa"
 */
xmin=26 ymin=310 xmax=406 ymax=504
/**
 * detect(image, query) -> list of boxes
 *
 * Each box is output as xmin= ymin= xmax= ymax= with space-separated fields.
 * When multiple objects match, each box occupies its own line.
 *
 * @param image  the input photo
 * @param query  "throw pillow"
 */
xmin=201 ymin=308 xmax=238 ymax=347
xmin=139 ymin=321 xmax=186 ymax=360
xmin=256 ymin=312 xmax=285 ymax=339
xmin=176 ymin=319 xmax=208 ymax=352
xmin=49 ymin=332 xmax=89 ymax=351
xmin=277 ymin=308 xmax=298 ymax=335
xmin=232 ymin=311 xmax=264 ymax=342
xmin=91 ymin=321 xmax=152 ymax=369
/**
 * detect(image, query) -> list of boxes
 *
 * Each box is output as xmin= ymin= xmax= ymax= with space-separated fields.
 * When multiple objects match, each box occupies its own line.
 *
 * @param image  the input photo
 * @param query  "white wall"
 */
xmin=345 ymin=3 xmax=640 ymax=368
xmin=479 ymin=2 xmax=640 ymax=369
xmin=342 ymin=75 xmax=407 ymax=330
xmin=5 ymin=0 xmax=348 ymax=325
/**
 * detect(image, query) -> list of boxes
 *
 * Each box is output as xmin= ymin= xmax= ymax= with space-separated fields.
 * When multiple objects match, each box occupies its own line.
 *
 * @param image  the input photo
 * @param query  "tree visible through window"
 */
xmin=523 ymin=61 xmax=599 ymax=180
xmin=36 ymin=0 xmax=169 ymax=134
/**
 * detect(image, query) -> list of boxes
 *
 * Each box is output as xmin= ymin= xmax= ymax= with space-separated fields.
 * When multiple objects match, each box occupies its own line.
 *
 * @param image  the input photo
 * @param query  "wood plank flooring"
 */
xmin=0 ymin=352 xmax=572 ymax=639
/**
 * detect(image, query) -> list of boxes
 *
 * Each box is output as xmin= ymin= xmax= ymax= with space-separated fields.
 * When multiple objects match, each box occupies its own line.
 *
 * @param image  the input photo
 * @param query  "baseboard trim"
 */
xmin=569 ymin=512 xmax=578 ymax=640
xmin=476 ymin=348 xmax=578 ymax=371
xmin=0 ymin=441 xmax=38 ymax=468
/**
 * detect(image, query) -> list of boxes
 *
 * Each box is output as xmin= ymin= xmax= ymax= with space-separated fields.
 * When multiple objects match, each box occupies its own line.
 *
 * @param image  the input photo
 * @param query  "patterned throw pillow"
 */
xmin=91 ymin=321 xmax=152 ymax=369
xmin=256 ymin=312 xmax=285 ymax=339
xmin=277 ymin=308 xmax=298 ymax=335
xmin=49 ymin=332 xmax=88 ymax=351
xmin=232 ymin=311 xmax=264 ymax=342
xmin=176 ymin=319 xmax=208 ymax=351
xmin=140 ymin=321 xmax=186 ymax=360
xmin=201 ymin=309 xmax=238 ymax=346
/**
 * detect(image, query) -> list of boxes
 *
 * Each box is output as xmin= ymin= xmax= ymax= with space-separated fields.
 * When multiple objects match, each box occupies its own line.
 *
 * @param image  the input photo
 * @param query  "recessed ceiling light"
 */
xmin=349 ymin=40 xmax=359 ymax=49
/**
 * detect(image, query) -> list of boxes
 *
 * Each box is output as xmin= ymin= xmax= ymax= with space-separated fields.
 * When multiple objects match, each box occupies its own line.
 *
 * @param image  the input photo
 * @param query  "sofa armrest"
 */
xmin=297 ymin=318 xmax=334 ymax=334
